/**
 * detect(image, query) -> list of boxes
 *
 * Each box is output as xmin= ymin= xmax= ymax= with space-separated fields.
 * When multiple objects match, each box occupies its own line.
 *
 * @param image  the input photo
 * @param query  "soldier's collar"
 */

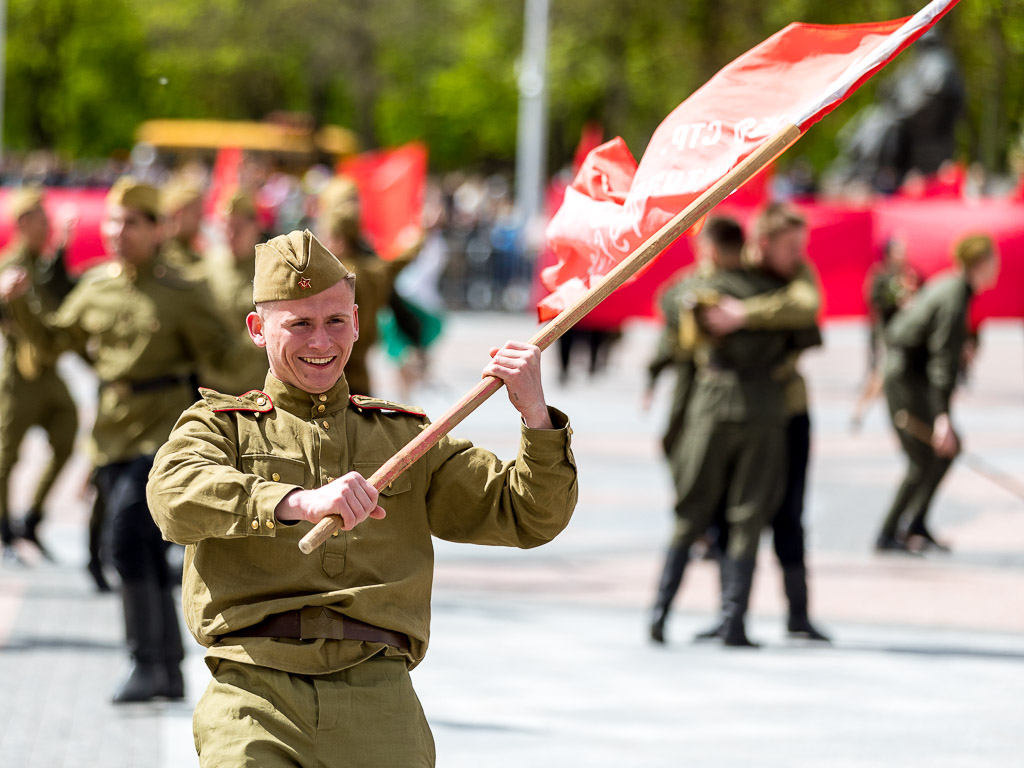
xmin=261 ymin=372 xmax=351 ymax=417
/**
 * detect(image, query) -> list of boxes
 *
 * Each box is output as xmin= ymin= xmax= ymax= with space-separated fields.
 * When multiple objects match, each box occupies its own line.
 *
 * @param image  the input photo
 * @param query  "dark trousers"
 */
xmin=713 ymin=412 xmax=810 ymax=566
xmin=879 ymin=372 xmax=953 ymax=538
xmin=94 ymin=455 xmax=183 ymax=667
xmin=94 ymin=455 xmax=173 ymax=586
xmin=773 ymin=412 xmax=810 ymax=567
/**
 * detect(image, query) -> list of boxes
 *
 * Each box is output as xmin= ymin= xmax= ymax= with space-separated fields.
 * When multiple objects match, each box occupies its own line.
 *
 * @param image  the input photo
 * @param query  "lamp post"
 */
xmin=514 ymin=0 xmax=550 ymax=250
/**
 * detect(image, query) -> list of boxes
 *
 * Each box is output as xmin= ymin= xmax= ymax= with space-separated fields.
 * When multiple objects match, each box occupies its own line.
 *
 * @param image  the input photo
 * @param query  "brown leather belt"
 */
xmin=221 ymin=608 xmax=409 ymax=652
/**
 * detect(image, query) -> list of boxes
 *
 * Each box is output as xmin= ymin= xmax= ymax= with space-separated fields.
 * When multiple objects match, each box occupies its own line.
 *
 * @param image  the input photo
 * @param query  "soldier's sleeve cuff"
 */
xmin=247 ymin=481 xmax=302 ymax=537
xmin=520 ymin=407 xmax=573 ymax=457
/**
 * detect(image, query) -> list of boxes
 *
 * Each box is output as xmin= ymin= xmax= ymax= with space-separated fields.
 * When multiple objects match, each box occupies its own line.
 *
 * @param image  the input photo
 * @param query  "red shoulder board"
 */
xmin=349 ymin=394 xmax=425 ymax=417
xmin=200 ymin=388 xmax=275 ymax=414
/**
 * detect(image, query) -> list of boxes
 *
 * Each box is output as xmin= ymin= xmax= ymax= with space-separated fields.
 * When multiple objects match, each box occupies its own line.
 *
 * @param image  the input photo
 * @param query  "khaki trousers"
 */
xmin=194 ymin=656 xmax=435 ymax=768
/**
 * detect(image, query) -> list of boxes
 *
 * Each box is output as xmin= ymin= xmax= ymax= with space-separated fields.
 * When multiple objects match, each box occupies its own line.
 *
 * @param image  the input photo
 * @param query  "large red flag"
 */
xmin=538 ymin=0 xmax=961 ymax=321
xmin=339 ymin=142 xmax=428 ymax=260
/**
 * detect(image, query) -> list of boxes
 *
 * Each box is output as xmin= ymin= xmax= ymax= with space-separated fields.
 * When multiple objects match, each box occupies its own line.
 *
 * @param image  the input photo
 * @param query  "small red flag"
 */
xmin=538 ymin=0 xmax=961 ymax=321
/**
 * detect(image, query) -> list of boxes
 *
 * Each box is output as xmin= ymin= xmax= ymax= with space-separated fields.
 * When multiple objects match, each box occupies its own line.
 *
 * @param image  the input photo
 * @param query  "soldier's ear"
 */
xmin=246 ymin=311 xmax=267 ymax=348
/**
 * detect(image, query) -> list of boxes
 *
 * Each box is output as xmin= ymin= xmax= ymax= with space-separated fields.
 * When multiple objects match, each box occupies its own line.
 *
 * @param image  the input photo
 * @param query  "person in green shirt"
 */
xmin=0 ymin=186 xmax=78 ymax=563
xmin=147 ymin=229 xmax=578 ymax=767
xmin=875 ymin=234 xmax=999 ymax=553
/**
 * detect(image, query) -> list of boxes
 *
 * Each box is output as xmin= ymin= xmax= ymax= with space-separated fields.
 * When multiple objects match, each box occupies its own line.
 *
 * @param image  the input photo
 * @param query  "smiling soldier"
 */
xmin=146 ymin=229 xmax=578 ymax=767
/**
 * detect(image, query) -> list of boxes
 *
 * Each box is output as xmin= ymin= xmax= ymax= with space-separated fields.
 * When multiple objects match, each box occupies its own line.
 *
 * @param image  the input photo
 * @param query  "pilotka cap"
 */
xmin=252 ymin=229 xmax=351 ymax=304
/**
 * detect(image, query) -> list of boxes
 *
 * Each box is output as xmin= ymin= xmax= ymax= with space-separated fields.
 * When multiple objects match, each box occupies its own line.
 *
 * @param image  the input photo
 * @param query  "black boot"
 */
xmin=113 ymin=581 xmax=169 ymax=704
xmin=720 ymin=558 xmax=759 ymax=648
xmin=86 ymin=494 xmax=111 ymax=593
xmin=159 ymin=586 xmax=186 ymax=700
xmin=649 ymin=543 xmax=688 ymax=644
xmin=1 ymin=518 xmax=21 ymax=565
xmin=18 ymin=508 xmax=54 ymax=561
xmin=693 ymin=556 xmax=728 ymax=642
xmin=782 ymin=565 xmax=831 ymax=643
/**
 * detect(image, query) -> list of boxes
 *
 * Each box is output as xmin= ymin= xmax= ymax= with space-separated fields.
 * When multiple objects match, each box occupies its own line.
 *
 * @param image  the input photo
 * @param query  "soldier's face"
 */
xmin=226 ymin=213 xmax=260 ymax=262
xmin=18 ymin=206 xmax=50 ymax=253
xmin=761 ymin=226 xmax=807 ymax=279
xmin=248 ymin=280 xmax=360 ymax=394
xmin=102 ymin=204 xmax=161 ymax=264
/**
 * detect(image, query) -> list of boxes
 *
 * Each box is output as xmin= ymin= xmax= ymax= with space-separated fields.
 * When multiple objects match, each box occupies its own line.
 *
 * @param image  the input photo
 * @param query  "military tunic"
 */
xmin=10 ymin=258 xmax=238 ymax=465
xmin=343 ymin=243 xmax=413 ymax=396
xmin=669 ymin=266 xmax=814 ymax=560
xmin=195 ymin=248 xmax=268 ymax=394
xmin=878 ymin=272 xmax=972 ymax=538
xmin=0 ymin=242 xmax=78 ymax=537
xmin=648 ymin=266 xmax=702 ymax=458
xmin=159 ymin=236 xmax=205 ymax=276
xmin=148 ymin=372 xmax=578 ymax=674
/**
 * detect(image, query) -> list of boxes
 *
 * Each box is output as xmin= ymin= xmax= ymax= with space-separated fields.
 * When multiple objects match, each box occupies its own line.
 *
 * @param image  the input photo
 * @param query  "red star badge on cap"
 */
xmin=298 ymin=277 xmax=311 ymax=290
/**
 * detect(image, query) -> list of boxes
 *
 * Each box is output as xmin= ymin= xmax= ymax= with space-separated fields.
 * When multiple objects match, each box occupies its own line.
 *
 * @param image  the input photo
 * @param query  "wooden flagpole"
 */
xmin=299 ymin=122 xmax=802 ymax=553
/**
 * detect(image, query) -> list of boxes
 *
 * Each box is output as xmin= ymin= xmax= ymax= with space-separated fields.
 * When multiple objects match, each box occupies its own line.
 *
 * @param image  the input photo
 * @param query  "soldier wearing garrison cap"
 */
xmin=196 ymin=190 xmax=268 ymax=393
xmin=0 ymin=185 xmax=78 ymax=562
xmin=317 ymin=175 xmax=419 ymax=396
xmin=159 ymin=174 xmax=207 ymax=275
xmin=0 ymin=175 xmax=247 ymax=703
xmin=875 ymin=233 xmax=1000 ymax=554
xmin=148 ymin=229 xmax=577 ymax=767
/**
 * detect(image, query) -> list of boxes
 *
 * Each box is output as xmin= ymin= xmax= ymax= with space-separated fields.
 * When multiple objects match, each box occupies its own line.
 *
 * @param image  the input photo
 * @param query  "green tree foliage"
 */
xmin=3 ymin=0 xmax=1023 ymax=177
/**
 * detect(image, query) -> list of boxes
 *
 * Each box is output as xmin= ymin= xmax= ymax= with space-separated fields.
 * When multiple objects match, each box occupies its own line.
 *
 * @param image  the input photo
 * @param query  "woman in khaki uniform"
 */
xmin=147 ymin=230 xmax=578 ymax=767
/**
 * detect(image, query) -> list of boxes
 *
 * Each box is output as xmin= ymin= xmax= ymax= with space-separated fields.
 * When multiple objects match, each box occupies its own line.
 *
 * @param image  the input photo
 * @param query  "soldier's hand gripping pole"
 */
xmin=298 ymin=124 xmax=804 ymax=554
xmin=894 ymin=410 xmax=1024 ymax=503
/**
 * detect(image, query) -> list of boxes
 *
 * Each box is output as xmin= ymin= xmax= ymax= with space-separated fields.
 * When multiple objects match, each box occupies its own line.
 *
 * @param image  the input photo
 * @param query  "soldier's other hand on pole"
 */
xmin=484 ymin=340 xmax=553 ymax=429
xmin=276 ymin=472 xmax=387 ymax=530
xmin=0 ymin=267 xmax=31 ymax=302
xmin=701 ymin=295 xmax=747 ymax=336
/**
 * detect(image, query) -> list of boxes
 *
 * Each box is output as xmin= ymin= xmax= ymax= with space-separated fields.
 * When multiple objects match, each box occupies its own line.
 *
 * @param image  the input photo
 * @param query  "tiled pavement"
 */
xmin=2 ymin=313 xmax=1023 ymax=767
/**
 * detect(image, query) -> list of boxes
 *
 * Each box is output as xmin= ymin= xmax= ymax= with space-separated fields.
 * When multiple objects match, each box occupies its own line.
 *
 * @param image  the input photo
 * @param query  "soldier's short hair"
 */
xmin=701 ymin=216 xmax=745 ymax=258
xmin=954 ymin=233 xmax=994 ymax=269
xmin=753 ymin=202 xmax=806 ymax=242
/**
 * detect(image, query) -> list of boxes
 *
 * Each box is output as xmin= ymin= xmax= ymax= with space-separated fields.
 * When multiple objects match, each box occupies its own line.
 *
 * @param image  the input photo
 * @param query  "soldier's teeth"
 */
xmin=301 ymin=357 xmax=334 ymax=365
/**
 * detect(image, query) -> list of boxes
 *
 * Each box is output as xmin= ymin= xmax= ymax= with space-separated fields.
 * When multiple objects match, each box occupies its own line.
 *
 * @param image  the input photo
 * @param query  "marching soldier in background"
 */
xmin=159 ymin=175 xmax=207 ymax=275
xmin=318 ymin=176 xmax=418 ymax=396
xmin=697 ymin=203 xmax=830 ymax=643
xmin=875 ymin=234 xmax=1000 ymax=553
xmin=197 ymin=191 xmax=269 ymax=393
xmin=0 ymin=186 xmax=79 ymax=563
xmin=648 ymin=216 xmax=818 ymax=647
xmin=0 ymin=177 xmax=243 ymax=703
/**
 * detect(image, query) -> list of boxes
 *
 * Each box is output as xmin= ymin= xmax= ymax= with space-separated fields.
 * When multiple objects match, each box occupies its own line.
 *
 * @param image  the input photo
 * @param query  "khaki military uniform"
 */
xmin=10 ymin=255 xmax=242 ymax=697
xmin=159 ymin=236 xmax=205 ymax=276
xmin=878 ymin=273 xmax=972 ymax=541
xmin=0 ymin=242 xmax=78 ymax=545
xmin=728 ymin=260 xmax=826 ymax=640
xmin=195 ymin=248 xmax=267 ymax=393
xmin=647 ymin=265 xmax=705 ymax=458
xmin=148 ymin=372 xmax=577 ymax=766
xmin=650 ymin=264 xmax=819 ymax=645
xmin=343 ymin=242 xmax=413 ymax=396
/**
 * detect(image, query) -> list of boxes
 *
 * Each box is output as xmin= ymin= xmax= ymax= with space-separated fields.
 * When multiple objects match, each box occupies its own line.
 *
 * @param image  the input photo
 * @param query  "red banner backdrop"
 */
xmin=339 ymin=142 xmax=428 ymax=261
xmin=0 ymin=187 xmax=109 ymax=274
xmin=535 ymin=192 xmax=1024 ymax=329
